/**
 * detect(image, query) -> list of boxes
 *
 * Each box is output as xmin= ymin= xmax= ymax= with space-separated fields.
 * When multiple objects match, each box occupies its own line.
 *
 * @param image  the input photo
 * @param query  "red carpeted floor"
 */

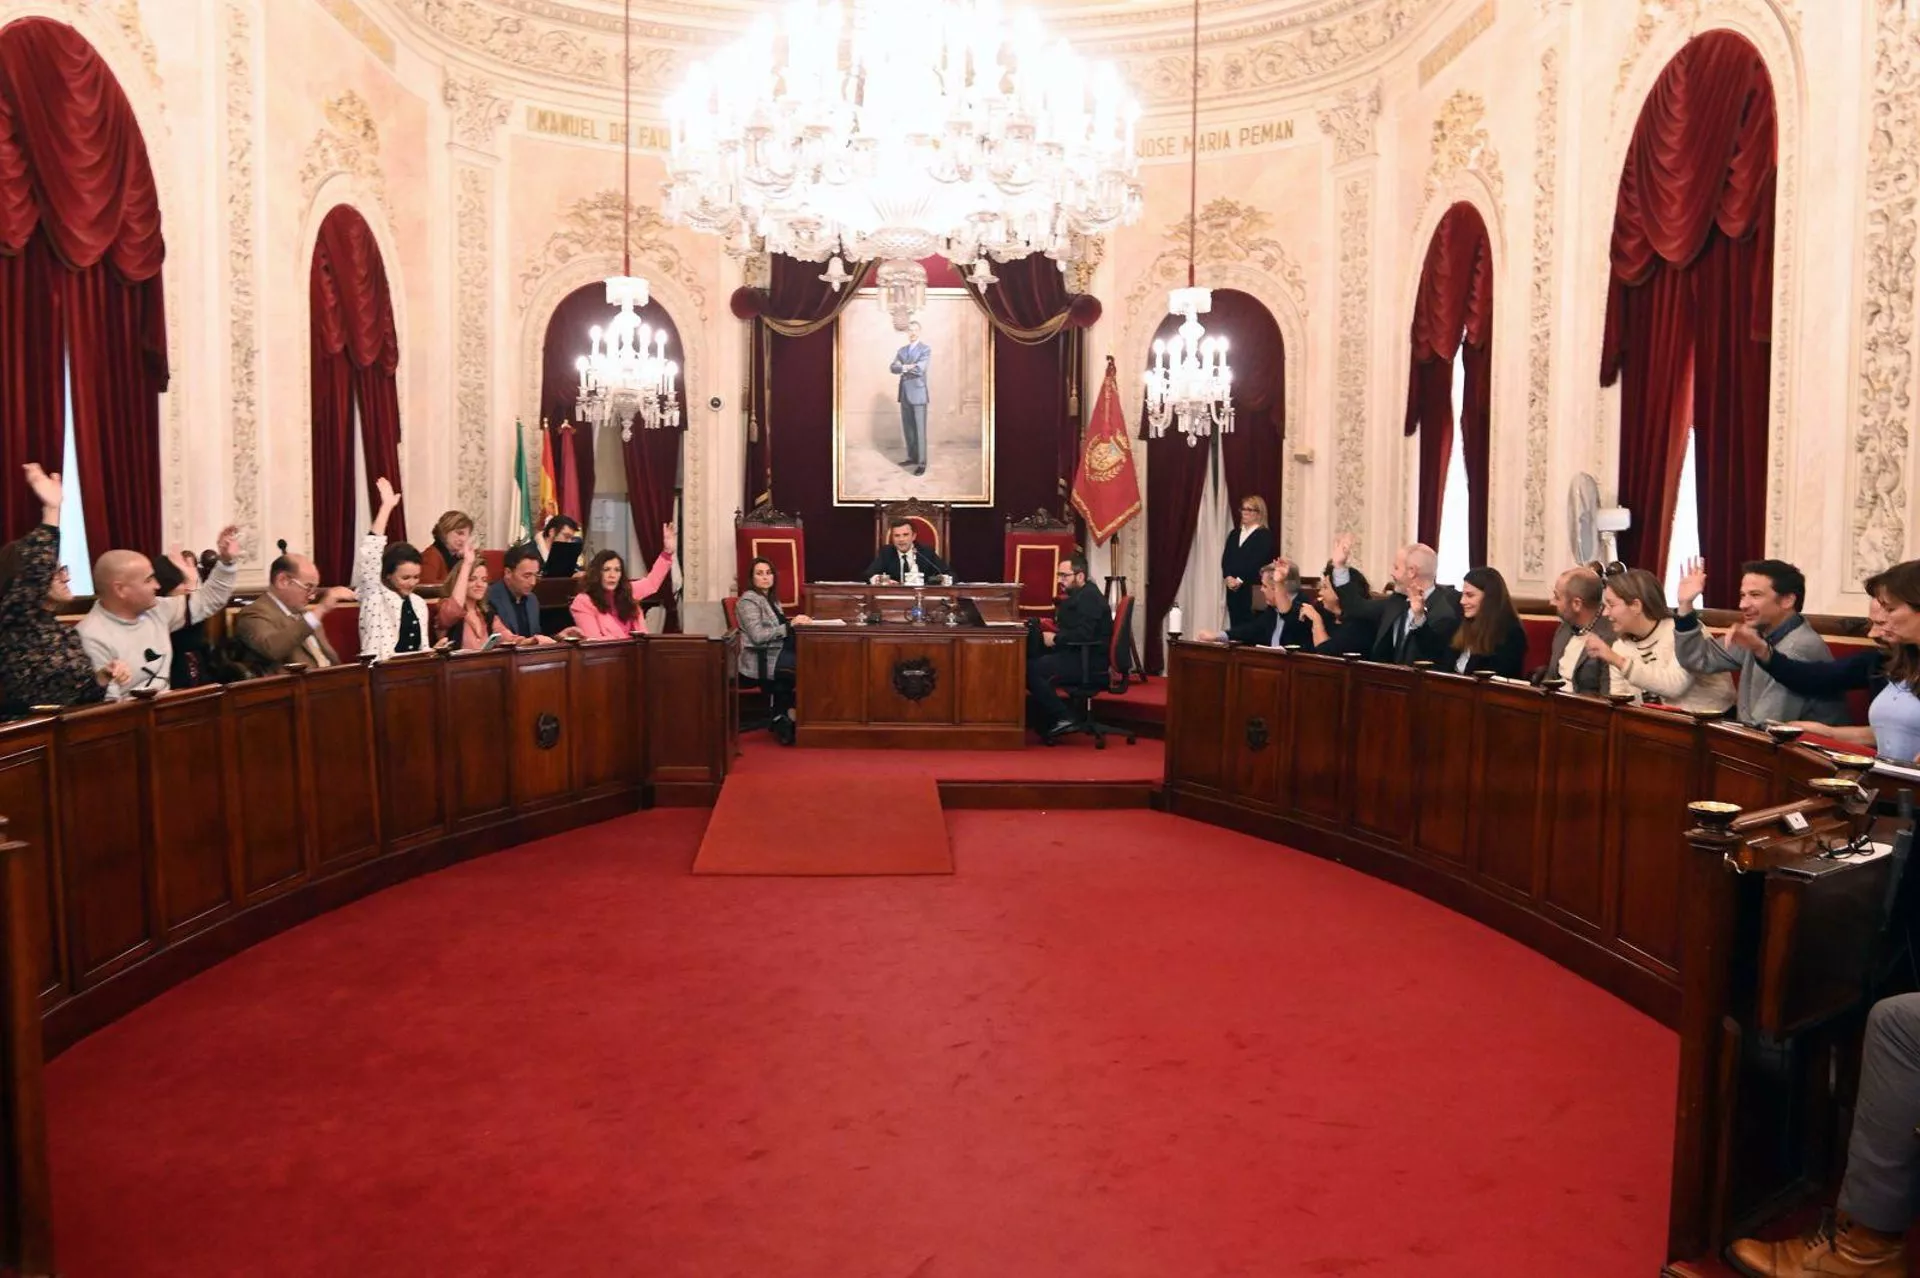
xmin=46 ymin=809 xmax=1676 ymax=1277
xmin=732 ymin=731 xmax=1165 ymax=781
xmin=693 ymin=771 xmax=953 ymax=875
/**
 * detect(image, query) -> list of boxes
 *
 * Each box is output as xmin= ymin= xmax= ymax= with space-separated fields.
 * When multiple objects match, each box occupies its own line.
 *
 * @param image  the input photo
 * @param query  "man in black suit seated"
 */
xmin=1197 ymin=558 xmax=1313 ymax=648
xmin=866 ymin=517 xmax=952 ymax=584
xmin=1027 ymin=553 xmax=1113 ymax=738
xmin=1325 ymin=533 xmax=1461 ymax=665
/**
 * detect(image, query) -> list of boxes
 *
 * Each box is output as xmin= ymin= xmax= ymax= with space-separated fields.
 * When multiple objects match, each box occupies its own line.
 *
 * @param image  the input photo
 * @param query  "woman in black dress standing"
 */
xmin=1220 ymin=495 xmax=1275 ymax=631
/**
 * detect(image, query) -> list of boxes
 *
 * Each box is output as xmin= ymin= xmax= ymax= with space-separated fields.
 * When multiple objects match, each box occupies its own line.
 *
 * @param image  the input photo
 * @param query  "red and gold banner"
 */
xmin=1070 ymin=356 xmax=1142 ymax=545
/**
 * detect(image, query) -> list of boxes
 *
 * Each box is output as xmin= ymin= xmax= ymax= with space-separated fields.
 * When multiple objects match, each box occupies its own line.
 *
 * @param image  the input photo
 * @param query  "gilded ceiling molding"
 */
xmin=1124 ymin=0 xmax=1439 ymax=104
xmin=224 ymin=0 xmax=261 ymax=565
xmin=1523 ymin=47 xmax=1560 ymax=580
xmin=1316 ymin=83 xmax=1383 ymax=164
xmin=1121 ymin=199 xmax=1309 ymax=327
xmin=1423 ymin=91 xmax=1504 ymax=212
xmin=516 ymin=190 xmax=708 ymax=324
xmin=454 ymin=165 xmax=493 ymax=531
xmin=443 ymin=73 xmax=512 ymax=155
xmin=1065 ymin=237 xmax=1106 ymax=298
xmin=299 ymin=90 xmax=391 ymax=222
xmin=380 ymin=0 xmax=690 ymax=90
xmin=1851 ymin=4 xmax=1919 ymax=579
xmin=1333 ymin=173 xmax=1373 ymax=548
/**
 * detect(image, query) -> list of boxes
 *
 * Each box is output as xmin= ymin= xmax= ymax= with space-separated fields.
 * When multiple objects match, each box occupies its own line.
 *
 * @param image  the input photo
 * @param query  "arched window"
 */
xmin=538 ymin=282 xmax=687 ymax=625
xmin=310 ymin=205 xmax=403 ymax=584
xmin=1602 ymin=32 xmax=1775 ymax=606
xmin=1405 ymin=202 xmax=1493 ymax=580
xmin=0 ymin=19 xmax=167 ymax=569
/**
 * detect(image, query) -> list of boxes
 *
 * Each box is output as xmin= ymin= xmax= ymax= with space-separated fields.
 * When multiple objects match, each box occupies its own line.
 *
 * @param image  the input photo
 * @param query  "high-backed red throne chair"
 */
xmin=1003 ymin=508 xmax=1078 ymax=617
xmin=874 ymin=499 xmax=951 ymax=566
xmin=734 ymin=502 xmax=806 ymax=611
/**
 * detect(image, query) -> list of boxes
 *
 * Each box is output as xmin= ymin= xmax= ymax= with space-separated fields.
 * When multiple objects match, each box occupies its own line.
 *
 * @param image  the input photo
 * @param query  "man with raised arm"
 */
xmin=77 ymin=517 xmax=240 ymax=699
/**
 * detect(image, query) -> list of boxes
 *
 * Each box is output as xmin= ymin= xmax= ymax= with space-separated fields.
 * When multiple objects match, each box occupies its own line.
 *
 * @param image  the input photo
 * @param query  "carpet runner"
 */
xmin=691 ymin=769 xmax=954 ymax=875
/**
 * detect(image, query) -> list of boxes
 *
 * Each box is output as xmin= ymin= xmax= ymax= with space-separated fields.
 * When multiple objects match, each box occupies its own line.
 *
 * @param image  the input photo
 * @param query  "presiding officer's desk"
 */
xmin=802 ymin=581 xmax=1022 ymax=623
xmin=794 ymin=613 xmax=1029 ymax=749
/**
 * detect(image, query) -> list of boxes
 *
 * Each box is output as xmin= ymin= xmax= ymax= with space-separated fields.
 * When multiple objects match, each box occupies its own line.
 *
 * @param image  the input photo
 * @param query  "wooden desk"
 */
xmin=794 ymin=623 xmax=1027 ymax=749
xmin=803 ymin=582 xmax=1021 ymax=623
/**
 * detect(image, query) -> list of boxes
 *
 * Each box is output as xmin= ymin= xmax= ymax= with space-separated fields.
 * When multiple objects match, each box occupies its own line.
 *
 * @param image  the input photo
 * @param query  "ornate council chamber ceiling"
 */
xmin=352 ymin=0 xmax=1447 ymax=107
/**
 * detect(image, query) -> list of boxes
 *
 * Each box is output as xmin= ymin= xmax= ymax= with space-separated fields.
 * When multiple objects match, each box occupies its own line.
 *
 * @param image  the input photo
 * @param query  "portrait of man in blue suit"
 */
xmin=890 ymin=318 xmax=931 ymax=476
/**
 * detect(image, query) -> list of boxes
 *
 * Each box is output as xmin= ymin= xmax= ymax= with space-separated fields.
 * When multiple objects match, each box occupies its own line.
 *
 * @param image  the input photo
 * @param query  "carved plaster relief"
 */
xmin=300 ymin=90 xmax=391 ymax=221
xmin=1317 ymin=83 xmax=1384 ymax=164
xmin=516 ymin=190 xmax=708 ymax=323
xmin=1121 ymin=199 xmax=1309 ymax=326
xmin=1615 ymin=0 xmax=1803 ymax=107
xmin=454 ymin=165 xmax=493 ymax=532
xmin=225 ymin=0 xmax=260 ymax=563
xmin=1423 ymin=90 xmax=1504 ymax=213
xmin=1523 ymin=49 xmax=1558 ymax=578
xmin=1333 ymin=174 xmax=1373 ymax=546
xmin=443 ymin=73 xmax=511 ymax=155
xmin=109 ymin=0 xmax=163 ymax=100
xmin=1852 ymin=5 xmax=1920 ymax=578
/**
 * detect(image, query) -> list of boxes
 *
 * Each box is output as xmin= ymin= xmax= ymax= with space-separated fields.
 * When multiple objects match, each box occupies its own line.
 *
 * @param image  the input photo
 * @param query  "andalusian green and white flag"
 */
xmin=511 ymin=418 xmax=535 ymax=544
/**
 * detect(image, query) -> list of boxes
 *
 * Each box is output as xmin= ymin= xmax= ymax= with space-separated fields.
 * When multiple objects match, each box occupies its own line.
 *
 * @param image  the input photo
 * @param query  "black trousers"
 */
xmin=1026 ymin=650 xmax=1080 ymax=726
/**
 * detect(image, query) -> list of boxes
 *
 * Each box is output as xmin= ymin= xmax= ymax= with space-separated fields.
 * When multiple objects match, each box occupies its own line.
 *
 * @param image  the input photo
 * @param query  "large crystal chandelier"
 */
xmin=1143 ymin=0 xmax=1232 ymax=446
xmin=574 ymin=0 xmax=678 ymax=441
xmin=662 ymin=0 xmax=1143 ymax=286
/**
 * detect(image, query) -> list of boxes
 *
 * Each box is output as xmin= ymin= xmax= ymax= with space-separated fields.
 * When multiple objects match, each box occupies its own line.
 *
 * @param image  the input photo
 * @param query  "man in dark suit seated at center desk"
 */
xmin=1027 ymin=553 xmax=1112 ymax=738
xmin=867 ymin=517 xmax=952 ymax=585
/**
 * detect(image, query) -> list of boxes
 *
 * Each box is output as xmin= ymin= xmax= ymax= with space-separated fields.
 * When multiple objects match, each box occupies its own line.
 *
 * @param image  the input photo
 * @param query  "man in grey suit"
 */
xmin=890 ymin=318 xmax=931 ymax=476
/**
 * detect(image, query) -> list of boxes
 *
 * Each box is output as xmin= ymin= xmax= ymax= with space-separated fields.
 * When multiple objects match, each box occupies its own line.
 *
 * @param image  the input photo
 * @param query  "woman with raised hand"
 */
xmin=353 ymin=477 xmax=434 ymax=660
xmin=569 ymin=526 xmax=677 ymax=640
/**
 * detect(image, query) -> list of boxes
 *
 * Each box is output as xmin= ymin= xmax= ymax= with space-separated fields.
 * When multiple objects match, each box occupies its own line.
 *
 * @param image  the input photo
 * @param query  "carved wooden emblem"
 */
xmin=892 ymin=657 xmax=938 ymax=702
xmin=534 ymin=712 xmax=562 ymax=750
xmin=1245 ymin=716 xmax=1270 ymax=751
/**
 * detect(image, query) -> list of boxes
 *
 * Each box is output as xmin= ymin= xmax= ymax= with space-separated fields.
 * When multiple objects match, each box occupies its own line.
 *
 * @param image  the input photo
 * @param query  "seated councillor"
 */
xmin=736 ymin=556 xmax=811 ymax=745
xmin=1750 ymin=560 xmax=1920 ymax=759
xmin=533 ymin=514 xmax=583 ymax=575
xmin=1026 ymin=553 xmax=1113 ymax=738
xmin=79 ymin=520 xmax=240 ymax=700
xmin=487 ymin=544 xmax=579 ymax=643
xmin=234 ymin=552 xmax=353 ymax=670
xmin=867 ymin=518 xmax=951 ymax=584
xmin=1198 ymin=558 xmax=1311 ymax=648
xmin=1724 ymin=991 xmax=1918 ymax=1276
xmin=437 ymin=553 xmax=514 ymax=650
xmin=352 ymin=477 xmax=434 ymax=660
xmin=417 ymin=508 xmax=475 ymax=586
xmin=1329 ymin=533 xmax=1461 ymax=665
xmin=0 ymin=463 xmax=125 ymax=709
xmin=1535 ymin=566 xmax=1614 ymax=692
xmin=1451 ymin=566 xmax=1527 ymax=677
xmin=1671 ymin=555 xmax=1848 ymax=727
xmin=1584 ymin=567 xmax=1735 ymax=714
xmin=1302 ymin=562 xmax=1375 ymax=656
xmin=153 ymin=549 xmax=242 ymax=687
xmin=570 ymin=527 xmax=677 ymax=640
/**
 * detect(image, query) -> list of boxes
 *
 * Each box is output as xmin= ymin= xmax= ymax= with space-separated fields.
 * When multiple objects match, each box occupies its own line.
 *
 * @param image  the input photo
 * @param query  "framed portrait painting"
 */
xmin=834 ymin=287 xmax=994 ymax=505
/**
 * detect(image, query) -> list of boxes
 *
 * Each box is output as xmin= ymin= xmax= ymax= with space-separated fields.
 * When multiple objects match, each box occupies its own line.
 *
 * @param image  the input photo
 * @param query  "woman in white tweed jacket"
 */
xmin=352 ymin=477 xmax=434 ymax=660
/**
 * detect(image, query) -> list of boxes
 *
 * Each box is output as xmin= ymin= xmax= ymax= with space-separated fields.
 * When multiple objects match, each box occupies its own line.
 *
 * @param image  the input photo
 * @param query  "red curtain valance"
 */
xmin=1407 ymin=202 xmax=1493 ymax=373
xmin=311 ymin=205 xmax=399 ymax=373
xmin=0 ymin=18 xmax=163 ymax=281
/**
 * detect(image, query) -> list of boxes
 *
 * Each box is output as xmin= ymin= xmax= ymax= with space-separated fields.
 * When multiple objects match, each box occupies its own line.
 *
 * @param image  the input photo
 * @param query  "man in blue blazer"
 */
xmin=891 ymin=318 xmax=931 ymax=475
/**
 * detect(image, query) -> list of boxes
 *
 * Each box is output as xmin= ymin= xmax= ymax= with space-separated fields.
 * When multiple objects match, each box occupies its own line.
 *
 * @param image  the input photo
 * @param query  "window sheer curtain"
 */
xmin=1175 ymin=444 xmax=1232 ymax=638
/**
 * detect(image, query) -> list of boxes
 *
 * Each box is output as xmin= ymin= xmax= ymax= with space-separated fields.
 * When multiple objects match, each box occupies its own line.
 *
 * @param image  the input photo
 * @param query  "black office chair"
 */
xmin=1045 ymin=594 xmax=1138 ymax=750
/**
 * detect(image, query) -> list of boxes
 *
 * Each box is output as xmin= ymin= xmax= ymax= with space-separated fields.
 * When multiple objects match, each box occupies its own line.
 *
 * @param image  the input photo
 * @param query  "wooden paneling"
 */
xmin=795 ymin=628 xmax=1025 ymax=749
xmin=227 ymin=679 xmax=307 ymax=901
xmin=1475 ymin=691 xmax=1546 ymax=895
xmin=1412 ymin=677 xmax=1476 ymax=864
xmin=149 ymin=690 xmax=237 ymax=939
xmin=509 ymin=648 xmax=573 ymax=812
xmin=303 ymin=666 xmax=380 ymax=871
xmin=956 ymin=636 xmax=1023 ymax=727
xmin=865 ymin=637 xmax=957 ymax=723
xmin=573 ymin=641 xmax=639 ymax=795
xmin=646 ymin=636 xmax=734 ymax=797
xmin=1227 ymin=656 xmax=1288 ymax=808
xmin=1541 ymin=703 xmax=1610 ymax=930
xmin=1610 ymin=712 xmax=1697 ymax=975
xmin=371 ymin=656 xmax=446 ymax=850
xmin=1165 ymin=644 xmax=1228 ymax=794
xmin=1348 ymin=668 xmax=1414 ymax=844
xmin=55 ymin=706 xmax=152 ymax=988
xmin=0 ymin=729 xmax=59 ymax=1004
xmin=1286 ymin=657 xmax=1348 ymax=824
xmin=444 ymin=653 xmax=513 ymax=828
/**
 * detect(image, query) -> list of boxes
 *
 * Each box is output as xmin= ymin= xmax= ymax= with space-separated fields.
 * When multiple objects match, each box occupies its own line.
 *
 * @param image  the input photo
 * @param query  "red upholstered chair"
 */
xmin=721 ymin=595 xmax=739 ymax=631
xmin=875 ymin=499 xmax=951 ymax=564
xmin=734 ymin=502 xmax=806 ymax=611
xmin=1004 ymin=509 xmax=1078 ymax=618
xmin=321 ymin=604 xmax=361 ymax=661
xmin=479 ymin=548 xmax=505 ymax=580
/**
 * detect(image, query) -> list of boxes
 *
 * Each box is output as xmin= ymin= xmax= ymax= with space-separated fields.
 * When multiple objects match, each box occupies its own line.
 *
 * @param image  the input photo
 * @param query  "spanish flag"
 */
xmin=536 ymin=418 xmax=559 ymax=526
xmin=1071 ymin=356 xmax=1142 ymax=545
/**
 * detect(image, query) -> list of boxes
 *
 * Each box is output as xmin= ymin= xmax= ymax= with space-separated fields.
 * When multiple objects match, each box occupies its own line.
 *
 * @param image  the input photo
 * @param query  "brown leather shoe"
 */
xmin=1726 ymin=1212 xmax=1906 ymax=1276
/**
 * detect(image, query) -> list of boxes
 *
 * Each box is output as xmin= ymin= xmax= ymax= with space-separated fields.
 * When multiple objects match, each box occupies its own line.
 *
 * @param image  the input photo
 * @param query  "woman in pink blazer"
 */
xmin=570 ymin=525 xmax=675 ymax=639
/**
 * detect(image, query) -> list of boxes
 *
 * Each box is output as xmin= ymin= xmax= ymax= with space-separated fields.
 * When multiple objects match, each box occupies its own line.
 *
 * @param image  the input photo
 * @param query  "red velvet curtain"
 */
xmin=0 ymin=18 xmax=166 ymax=550
xmin=310 ymin=205 xmax=404 ymax=582
xmin=1405 ymin=202 xmax=1493 ymax=565
xmin=1601 ymin=32 xmax=1775 ymax=602
xmin=621 ymin=306 xmax=686 ymax=628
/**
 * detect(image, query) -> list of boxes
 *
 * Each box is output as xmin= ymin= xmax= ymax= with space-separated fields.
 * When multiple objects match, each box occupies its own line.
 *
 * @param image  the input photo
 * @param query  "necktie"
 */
xmin=303 ymin=633 xmax=330 ymax=667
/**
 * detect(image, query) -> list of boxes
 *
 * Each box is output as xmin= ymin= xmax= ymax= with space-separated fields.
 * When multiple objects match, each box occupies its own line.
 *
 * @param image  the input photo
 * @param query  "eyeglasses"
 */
xmin=1239 ymin=506 xmax=1259 ymax=513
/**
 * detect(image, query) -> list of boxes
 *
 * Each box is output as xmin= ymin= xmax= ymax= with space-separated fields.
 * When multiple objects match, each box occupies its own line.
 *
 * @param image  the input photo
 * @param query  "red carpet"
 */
xmin=47 ymin=810 xmax=1675 ymax=1277
xmin=693 ymin=771 xmax=953 ymax=875
xmin=734 ymin=731 xmax=1164 ymax=781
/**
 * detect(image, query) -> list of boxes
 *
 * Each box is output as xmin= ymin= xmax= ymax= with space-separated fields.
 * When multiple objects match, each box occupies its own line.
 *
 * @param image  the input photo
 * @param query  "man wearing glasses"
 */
xmin=1026 ymin=553 xmax=1112 ymax=738
xmin=234 ymin=552 xmax=355 ymax=671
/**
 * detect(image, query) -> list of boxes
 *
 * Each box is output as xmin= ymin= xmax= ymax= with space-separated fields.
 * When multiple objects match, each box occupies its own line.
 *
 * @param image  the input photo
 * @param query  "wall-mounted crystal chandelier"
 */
xmin=573 ymin=0 xmax=675 ymax=441
xmin=1145 ymin=286 xmax=1232 ymax=443
xmin=662 ymin=0 xmax=1142 ymax=293
xmin=1143 ymin=0 xmax=1233 ymax=446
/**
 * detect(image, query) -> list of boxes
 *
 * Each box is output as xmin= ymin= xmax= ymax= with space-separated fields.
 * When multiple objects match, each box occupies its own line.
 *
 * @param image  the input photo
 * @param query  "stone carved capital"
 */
xmin=1317 ymin=84 xmax=1383 ymax=165
xmin=444 ymin=73 xmax=512 ymax=156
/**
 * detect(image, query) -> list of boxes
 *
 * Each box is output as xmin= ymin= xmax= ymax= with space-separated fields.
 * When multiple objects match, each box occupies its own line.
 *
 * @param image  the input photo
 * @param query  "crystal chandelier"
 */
xmin=574 ymin=0 xmax=677 ymax=441
xmin=662 ymin=0 xmax=1142 ymax=287
xmin=1143 ymin=0 xmax=1232 ymax=446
